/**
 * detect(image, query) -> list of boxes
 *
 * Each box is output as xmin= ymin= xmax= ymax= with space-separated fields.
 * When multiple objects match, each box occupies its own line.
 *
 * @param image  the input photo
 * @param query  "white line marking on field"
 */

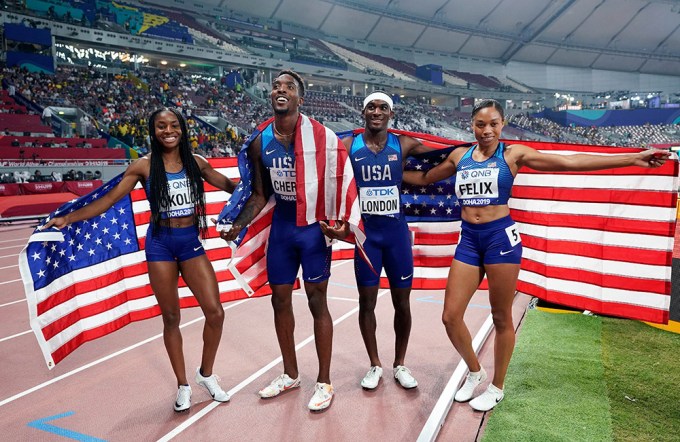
xmin=157 ymin=261 xmax=380 ymax=442
xmin=0 ymin=299 xmax=25 ymax=308
xmin=0 ymin=330 xmax=32 ymax=343
xmin=0 ymin=299 xmax=252 ymax=408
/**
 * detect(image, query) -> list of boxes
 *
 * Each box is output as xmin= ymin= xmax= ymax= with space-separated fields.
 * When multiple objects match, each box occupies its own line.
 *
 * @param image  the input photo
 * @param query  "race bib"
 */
xmin=505 ymin=224 xmax=521 ymax=247
xmin=456 ymin=168 xmax=499 ymax=206
xmin=163 ymin=177 xmax=193 ymax=218
xmin=270 ymin=168 xmax=296 ymax=201
xmin=359 ymin=185 xmax=399 ymax=215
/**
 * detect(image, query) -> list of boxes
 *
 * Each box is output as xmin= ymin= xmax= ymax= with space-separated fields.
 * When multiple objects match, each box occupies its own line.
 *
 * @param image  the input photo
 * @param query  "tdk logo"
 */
xmin=366 ymin=188 xmax=395 ymax=196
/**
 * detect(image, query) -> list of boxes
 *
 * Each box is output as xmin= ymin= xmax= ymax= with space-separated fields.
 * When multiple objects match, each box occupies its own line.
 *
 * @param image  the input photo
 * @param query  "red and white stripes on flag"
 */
xmin=513 ymin=142 xmax=677 ymax=323
xmin=294 ymin=114 xmax=365 ymax=243
xmin=374 ymin=137 xmax=677 ymax=324
xmin=19 ymin=158 xmax=271 ymax=369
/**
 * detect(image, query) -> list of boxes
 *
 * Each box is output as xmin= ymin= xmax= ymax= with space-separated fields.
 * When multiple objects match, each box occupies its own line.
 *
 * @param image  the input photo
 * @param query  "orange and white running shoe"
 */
xmin=258 ymin=374 xmax=300 ymax=399
xmin=308 ymin=382 xmax=334 ymax=411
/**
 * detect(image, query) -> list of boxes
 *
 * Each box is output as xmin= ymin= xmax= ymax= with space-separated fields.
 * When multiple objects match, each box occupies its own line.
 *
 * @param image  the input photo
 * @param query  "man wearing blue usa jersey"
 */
xmin=334 ymin=92 xmax=430 ymax=391
xmin=220 ymin=70 xmax=347 ymax=412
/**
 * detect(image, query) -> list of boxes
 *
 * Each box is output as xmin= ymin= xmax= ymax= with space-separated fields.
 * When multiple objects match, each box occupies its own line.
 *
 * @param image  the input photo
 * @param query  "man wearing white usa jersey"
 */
xmin=336 ymin=92 xmax=431 ymax=391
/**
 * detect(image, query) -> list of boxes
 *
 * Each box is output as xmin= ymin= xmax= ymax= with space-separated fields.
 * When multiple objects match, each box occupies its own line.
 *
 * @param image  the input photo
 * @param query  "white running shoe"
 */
xmin=393 ymin=366 xmax=418 ymax=389
xmin=195 ymin=368 xmax=231 ymax=402
xmin=308 ymin=382 xmax=334 ymax=411
xmin=454 ymin=367 xmax=487 ymax=402
xmin=361 ymin=366 xmax=383 ymax=390
xmin=174 ymin=385 xmax=192 ymax=412
xmin=469 ymin=383 xmax=504 ymax=411
xmin=258 ymin=374 xmax=301 ymax=399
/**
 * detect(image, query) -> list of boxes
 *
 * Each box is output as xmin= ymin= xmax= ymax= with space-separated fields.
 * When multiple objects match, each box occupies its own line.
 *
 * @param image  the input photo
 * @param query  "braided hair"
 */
xmin=147 ymin=108 xmax=208 ymax=238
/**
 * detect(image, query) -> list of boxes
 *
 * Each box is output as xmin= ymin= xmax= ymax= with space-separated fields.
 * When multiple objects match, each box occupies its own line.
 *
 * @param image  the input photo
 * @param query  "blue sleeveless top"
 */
xmin=260 ymin=123 xmax=297 ymax=221
xmin=455 ymin=143 xmax=514 ymax=206
xmin=350 ymin=132 xmax=403 ymax=219
xmin=146 ymin=168 xmax=195 ymax=218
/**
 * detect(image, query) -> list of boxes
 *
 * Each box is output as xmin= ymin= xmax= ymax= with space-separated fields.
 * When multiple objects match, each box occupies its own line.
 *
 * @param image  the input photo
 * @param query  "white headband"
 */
xmin=363 ymin=92 xmax=393 ymax=110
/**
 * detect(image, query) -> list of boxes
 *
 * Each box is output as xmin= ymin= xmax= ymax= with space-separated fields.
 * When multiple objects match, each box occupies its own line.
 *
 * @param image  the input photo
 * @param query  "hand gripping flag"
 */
xmin=18 ymin=157 xmax=268 ymax=369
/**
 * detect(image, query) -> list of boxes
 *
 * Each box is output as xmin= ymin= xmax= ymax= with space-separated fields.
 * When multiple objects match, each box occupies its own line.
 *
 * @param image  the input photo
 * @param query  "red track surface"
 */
xmin=0 ymin=222 xmax=530 ymax=441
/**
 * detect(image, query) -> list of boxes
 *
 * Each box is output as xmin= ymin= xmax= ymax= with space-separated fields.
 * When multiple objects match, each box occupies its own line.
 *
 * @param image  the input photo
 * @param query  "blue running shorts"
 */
xmin=454 ymin=215 xmax=522 ymax=266
xmin=354 ymin=216 xmax=413 ymax=288
xmin=266 ymin=214 xmax=332 ymax=285
xmin=145 ymin=224 xmax=205 ymax=263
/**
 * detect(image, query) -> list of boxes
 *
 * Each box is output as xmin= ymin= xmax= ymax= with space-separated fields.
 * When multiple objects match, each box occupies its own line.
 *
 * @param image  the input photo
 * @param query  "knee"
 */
xmin=358 ymin=296 xmax=377 ymax=314
xmin=441 ymin=309 xmax=463 ymax=329
xmin=161 ymin=309 xmax=181 ymax=329
xmin=393 ymin=297 xmax=411 ymax=316
xmin=204 ymin=306 xmax=224 ymax=328
xmin=491 ymin=310 xmax=513 ymax=331
xmin=307 ymin=294 xmax=328 ymax=317
xmin=271 ymin=295 xmax=291 ymax=313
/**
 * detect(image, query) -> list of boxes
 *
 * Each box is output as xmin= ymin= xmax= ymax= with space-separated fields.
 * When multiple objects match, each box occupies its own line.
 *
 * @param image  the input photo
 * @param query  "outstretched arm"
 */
xmin=515 ymin=144 xmax=670 ymax=172
xmin=400 ymin=135 xmax=433 ymax=157
xmin=43 ymin=159 xmax=146 ymax=229
xmin=403 ymin=147 xmax=459 ymax=186
xmin=220 ymin=136 xmax=268 ymax=242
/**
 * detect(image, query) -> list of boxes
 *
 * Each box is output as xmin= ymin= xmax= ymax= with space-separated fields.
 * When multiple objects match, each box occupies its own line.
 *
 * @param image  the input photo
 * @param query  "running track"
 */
xmin=0 ymin=221 xmax=530 ymax=441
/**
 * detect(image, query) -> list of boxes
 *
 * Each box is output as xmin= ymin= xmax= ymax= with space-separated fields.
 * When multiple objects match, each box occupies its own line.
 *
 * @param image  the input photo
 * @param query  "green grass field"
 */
xmin=481 ymin=309 xmax=680 ymax=442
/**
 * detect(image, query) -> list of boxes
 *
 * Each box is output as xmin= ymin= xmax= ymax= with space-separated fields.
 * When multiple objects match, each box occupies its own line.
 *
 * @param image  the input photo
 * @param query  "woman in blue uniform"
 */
xmin=44 ymin=108 xmax=237 ymax=412
xmin=404 ymin=99 xmax=669 ymax=411
xmin=335 ymin=92 xmax=430 ymax=391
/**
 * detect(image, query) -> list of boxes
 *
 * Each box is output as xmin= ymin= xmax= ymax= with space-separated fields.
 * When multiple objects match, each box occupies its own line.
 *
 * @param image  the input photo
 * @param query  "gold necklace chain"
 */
xmin=273 ymin=123 xmax=295 ymax=138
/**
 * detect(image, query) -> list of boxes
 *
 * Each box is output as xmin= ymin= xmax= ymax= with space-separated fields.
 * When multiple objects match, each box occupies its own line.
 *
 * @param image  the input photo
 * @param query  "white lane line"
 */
xmin=0 ymin=238 xmax=29 ymax=245
xmin=293 ymin=292 xmax=358 ymax=303
xmin=0 ymin=253 xmax=20 ymax=259
xmin=0 ymin=299 xmax=25 ymax=308
xmin=0 ymin=298 xmax=252 ymax=408
xmin=0 ymin=264 xmax=18 ymax=270
xmin=0 ymin=278 xmax=21 ymax=286
xmin=0 ymin=244 xmax=24 ymax=251
xmin=0 ymin=330 xmax=32 ymax=343
xmin=158 ymin=262 xmax=380 ymax=442
xmin=417 ymin=313 xmax=494 ymax=442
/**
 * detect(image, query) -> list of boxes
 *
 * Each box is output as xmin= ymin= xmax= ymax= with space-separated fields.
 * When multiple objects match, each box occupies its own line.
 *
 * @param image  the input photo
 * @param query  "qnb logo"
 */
xmin=365 ymin=188 xmax=395 ymax=197
xmin=461 ymin=170 xmax=469 ymax=179
xmin=470 ymin=169 xmax=492 ymax=178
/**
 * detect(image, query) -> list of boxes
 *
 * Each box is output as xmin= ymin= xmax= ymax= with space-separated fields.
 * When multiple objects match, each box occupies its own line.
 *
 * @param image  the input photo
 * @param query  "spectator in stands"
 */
xmin=333 ymin=92 xmax=431 ymax=391
xmin=43 ymin=108 xmax=238 ymax=412
xmin=41 ymin=107 xmax=53 ymax=126
xmin=403 ymin=99 xmax=670 ymax=412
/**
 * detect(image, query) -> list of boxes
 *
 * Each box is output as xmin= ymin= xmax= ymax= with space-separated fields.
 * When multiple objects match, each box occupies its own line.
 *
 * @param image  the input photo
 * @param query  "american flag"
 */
xmin=366 ymin=132 xmax=677 ymax=324
xmin=18 ymin=157 xmax=269 ymax=369
xmin=19 ymin=132 xmax=677 ymax=369
xmin=217 ymin=114 xmax=371 ymax=265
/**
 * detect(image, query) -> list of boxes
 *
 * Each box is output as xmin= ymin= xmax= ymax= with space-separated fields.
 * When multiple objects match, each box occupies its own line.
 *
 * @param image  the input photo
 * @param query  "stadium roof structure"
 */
xmin=194 ymin=0 xmax=680 ymax=76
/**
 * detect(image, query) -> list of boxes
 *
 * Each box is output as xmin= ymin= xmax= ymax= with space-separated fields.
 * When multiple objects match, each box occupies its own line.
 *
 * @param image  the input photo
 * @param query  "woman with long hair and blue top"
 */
xmin=403 ymin=99 xmax=669 ymax=411
xmin=44 ymin=108 xmax=237 ymax=412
